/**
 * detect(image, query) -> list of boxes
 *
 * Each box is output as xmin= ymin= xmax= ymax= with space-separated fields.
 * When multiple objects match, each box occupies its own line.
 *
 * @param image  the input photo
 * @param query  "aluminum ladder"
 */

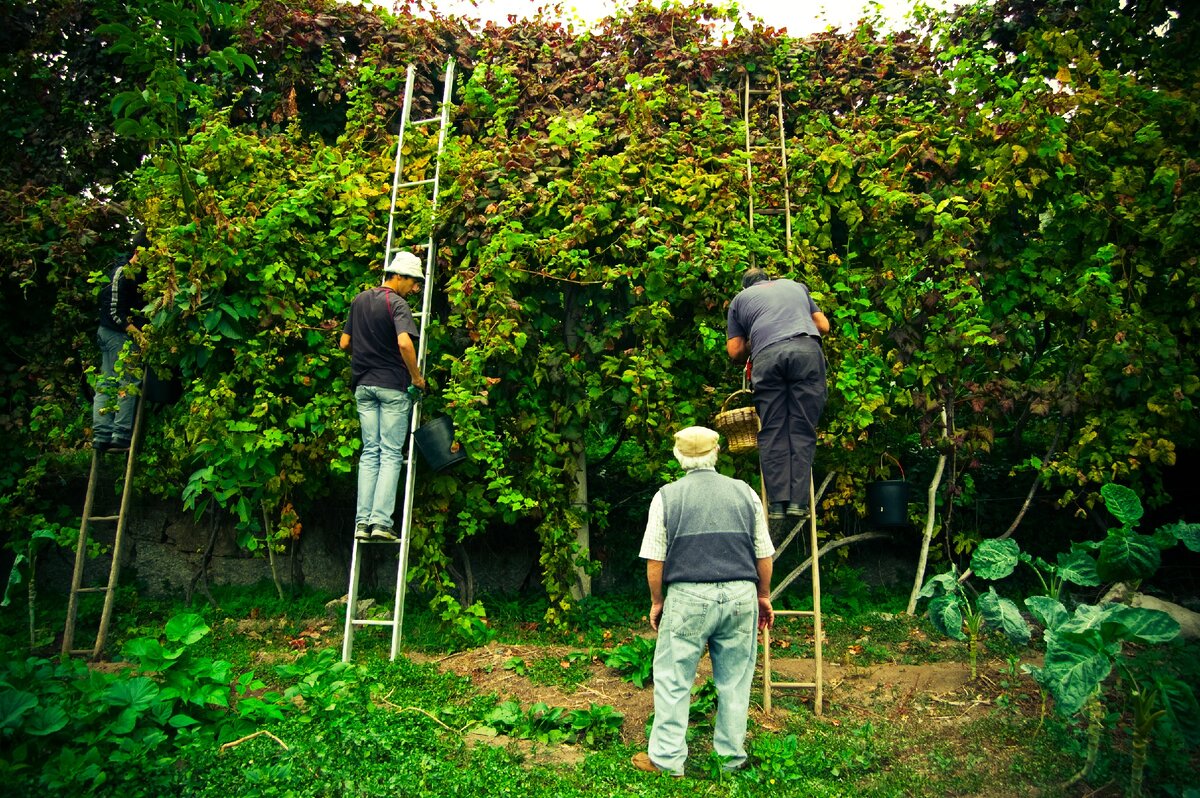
xmin=743 ymin=69 xmax=793 ymax=258
xmin=342 ymin=58 xmax=455 ymax=663
xmin=62 ymin=392 xmax=146 ymax=658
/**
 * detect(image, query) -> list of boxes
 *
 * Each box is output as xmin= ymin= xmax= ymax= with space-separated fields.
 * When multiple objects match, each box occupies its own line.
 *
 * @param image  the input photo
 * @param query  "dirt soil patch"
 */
xmin=410 ymin=641 xmax=1022 ymax=747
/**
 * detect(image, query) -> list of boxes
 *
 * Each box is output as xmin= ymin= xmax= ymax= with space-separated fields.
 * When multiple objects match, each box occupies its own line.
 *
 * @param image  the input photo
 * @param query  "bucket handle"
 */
xmin=879 ymin=452 xmax=905 ymax=480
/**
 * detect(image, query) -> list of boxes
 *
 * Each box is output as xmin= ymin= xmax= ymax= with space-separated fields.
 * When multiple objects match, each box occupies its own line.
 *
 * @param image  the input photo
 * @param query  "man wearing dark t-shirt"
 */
xmin=339 ymin=251 xmax=427 ymax=541
xmin=726 ymin=267 xmax=830 ymax=530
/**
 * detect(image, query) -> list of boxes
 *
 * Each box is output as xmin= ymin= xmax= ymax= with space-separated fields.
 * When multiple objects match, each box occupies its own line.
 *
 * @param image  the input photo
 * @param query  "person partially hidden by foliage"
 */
xmin=725 ymin=267 xmax=830 ymax=532
xmin=91 ymin=230 xmax=149 ymax=454
xmin=338 ymin=251 xmax=427 ymax=542
xmin=633 ymin=426 xmax=775 ymax=777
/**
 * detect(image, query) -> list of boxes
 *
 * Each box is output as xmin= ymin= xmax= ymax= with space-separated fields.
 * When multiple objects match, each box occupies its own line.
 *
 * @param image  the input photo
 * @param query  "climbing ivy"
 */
xmin=1 ymin=0 xmax=1197 ymax=625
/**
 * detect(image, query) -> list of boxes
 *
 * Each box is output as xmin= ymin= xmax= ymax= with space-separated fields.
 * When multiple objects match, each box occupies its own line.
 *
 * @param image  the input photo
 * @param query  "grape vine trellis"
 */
xmin=0 ymin=0 xmax=1197 ymax=626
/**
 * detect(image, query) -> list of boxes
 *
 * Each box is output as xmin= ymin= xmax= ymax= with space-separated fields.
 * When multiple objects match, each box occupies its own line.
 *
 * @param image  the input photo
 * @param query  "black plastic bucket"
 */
xmin=866 ymin=480 xmax=910 ymax=527
xmin=142 ymin=367 xmax=183 ymax=405
xmin=413 ymin=415 xmax=466 ymax=472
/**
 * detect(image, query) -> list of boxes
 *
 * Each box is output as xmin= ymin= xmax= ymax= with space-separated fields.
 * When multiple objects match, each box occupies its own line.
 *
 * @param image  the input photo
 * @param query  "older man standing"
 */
xmin=632 ymin=426 xmax=775 ymax=777
xmin=339 ymin=251 xmax=427 ymax=542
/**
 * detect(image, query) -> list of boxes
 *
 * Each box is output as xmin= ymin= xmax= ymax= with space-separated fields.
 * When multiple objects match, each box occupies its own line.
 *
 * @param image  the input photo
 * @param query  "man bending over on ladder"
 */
xmin=725 ymin=267 xmax=830 ymax=534
xmin=339 ymin=252 xmax=427 ymax=542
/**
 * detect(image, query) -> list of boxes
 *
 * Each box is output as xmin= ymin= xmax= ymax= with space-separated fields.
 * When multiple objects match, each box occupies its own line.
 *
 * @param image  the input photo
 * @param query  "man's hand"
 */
xmin=757 ymin=596 xmax=774 ymax=630
xmin=649 ymin=601 xmax=664 ymax=631
xmin=412 ymin=373 xmax=427 ymax=391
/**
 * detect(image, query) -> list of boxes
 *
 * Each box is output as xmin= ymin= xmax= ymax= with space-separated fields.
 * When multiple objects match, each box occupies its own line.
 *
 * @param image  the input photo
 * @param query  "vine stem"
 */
xmin=219 ymin=730 xmax=289 ymax=753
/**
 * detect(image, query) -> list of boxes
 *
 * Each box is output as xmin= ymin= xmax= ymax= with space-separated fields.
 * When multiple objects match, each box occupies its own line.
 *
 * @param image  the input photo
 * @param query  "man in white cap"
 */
xmin=632 ymin=426 xmax=775 ymax=777
xmin=339 ymin=251 xmax=427 ymax=541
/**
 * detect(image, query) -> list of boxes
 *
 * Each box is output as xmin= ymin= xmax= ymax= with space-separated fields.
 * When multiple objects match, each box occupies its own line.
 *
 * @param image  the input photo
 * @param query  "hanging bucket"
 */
xmin=866 ymin=480 xmax=910 ymax=527
xmin=413 ymin=415 xmax=466 ymax=472
xmin=142 ymin=366 xmax=183 ymax=405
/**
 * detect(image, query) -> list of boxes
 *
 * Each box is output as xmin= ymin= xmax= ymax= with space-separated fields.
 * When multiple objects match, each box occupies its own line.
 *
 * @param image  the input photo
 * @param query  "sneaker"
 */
xmin=786 ymin=502 xmax=809 ymax=518
xmin=354 ymin=523 xmax=370 ymax=541
xmin=767 ymin=502 xmax=787 ymax=521
xmin=369 ymin=525 xmax=398 ymax=542
xmin=631 ymin=752 xmax=682 ymax=777
xmin=107 ymin=438 xmax=132 ymax=454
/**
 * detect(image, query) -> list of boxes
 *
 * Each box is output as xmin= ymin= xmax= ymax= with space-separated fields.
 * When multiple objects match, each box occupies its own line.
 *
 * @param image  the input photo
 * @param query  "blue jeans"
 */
xmin=354 ymin=385 xmax=413 ymax=529
xmin=648 ymin=580 xmax=759 ymax=775
xmin=92 ymin=326 xmax=140 ymax=444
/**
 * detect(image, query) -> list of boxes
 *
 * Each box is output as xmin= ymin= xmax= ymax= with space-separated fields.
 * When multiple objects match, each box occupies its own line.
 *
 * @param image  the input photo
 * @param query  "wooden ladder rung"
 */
xmin=87 ymin=515 xmax=120 ymax=522
xmin=75 ymin=586 xmax=110 ymax=594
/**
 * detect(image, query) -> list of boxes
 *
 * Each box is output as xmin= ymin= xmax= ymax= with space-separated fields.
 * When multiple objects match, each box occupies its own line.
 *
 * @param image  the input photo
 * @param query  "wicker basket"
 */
xmin=714 ymin=389 xmax=759 ymax=454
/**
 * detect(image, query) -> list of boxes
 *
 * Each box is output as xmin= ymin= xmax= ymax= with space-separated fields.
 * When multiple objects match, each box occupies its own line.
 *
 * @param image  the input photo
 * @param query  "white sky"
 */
xmin=372 ymin=0 xmax=962 ymax=35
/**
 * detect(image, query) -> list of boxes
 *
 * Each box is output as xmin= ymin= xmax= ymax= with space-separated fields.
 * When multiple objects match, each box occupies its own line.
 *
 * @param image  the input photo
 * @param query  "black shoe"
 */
xmin=107 ymin=438 xmax=131 ymax=454
xmin=369 ymin=525 xmax=398 ymax=542
xmin=767 ymin=502 xmax=787 ymax=521
xmin=786 ymin=502 xmax=809 ymax=518
xmin=92 ymin=439 xmax=111 ymax=453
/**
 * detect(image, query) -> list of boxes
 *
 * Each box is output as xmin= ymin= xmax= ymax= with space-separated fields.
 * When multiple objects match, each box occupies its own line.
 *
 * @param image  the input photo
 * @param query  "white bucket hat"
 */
xmin=384 ymin=251 xmax=424 ymax=279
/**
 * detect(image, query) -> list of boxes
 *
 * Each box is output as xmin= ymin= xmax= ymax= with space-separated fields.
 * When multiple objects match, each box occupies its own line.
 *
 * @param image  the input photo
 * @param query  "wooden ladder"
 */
xmin=342 ymin=58 xmax=455 ymax=663
xmin=743 ymin=68 xmax=793 ymax=258
xmin=761 ymin=472 xmax=824 ymax=715
xmin=62 ymin=393 xmax=145 ymax=659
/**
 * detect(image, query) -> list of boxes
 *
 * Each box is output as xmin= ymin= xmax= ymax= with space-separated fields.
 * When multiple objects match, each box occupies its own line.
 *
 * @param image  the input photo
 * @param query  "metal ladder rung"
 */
xmin=753 ymin=209 xmax=789 ymax=216
xmin=397 ymin=178 xmax=437 ymax=189
xmin=408 ymin=116 xmax=443 ymax=126
xmin=351 ymin=619 xmax=398 ymax=628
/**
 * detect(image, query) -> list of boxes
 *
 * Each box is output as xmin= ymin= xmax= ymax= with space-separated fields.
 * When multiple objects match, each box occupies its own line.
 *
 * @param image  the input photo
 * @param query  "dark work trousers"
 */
xmin=751 ymin=336 xmax=827 ymax=507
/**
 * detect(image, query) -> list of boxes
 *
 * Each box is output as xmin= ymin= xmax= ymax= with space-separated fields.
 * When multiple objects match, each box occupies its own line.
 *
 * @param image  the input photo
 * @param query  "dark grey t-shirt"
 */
xmin=342 ymin=286 xmax=419 ymax=390
xmin=726 ymin=279 xmax=821 ymax=361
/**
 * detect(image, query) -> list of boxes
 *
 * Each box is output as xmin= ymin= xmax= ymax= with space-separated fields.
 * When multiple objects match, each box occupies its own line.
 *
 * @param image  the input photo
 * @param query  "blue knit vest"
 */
xmin=660 ymin=470 xmax=758 ymax=585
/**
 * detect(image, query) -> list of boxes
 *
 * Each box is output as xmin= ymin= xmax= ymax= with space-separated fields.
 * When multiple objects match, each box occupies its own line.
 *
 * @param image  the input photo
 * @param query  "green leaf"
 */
xmin=1102 ymin=605 xmax=1180 ymax=645
xmin=927 ymin=594 xmax=965 ymax=641
xmin=0 ymin=689 xmax=38 ymax=731
xmin=971 ymin=538 xmax=1019 ymax=580
xmin=1042 ymin=630 xmax=1116 ymax=716
xmin=977 ymin=588 xmax=1031 ymax=645
xmin=917 ymin=569 xmax=959 ymax=600
xmin=24 ymin=704 xmax=69 ymax=736
xmin=105 ymin=676 xmax=160 ymax=712
xmin=1100 ymin=483 xmax=1143 ymax=527
xmin=165 ymin=613 xmax=210 ymax=645
xmin=1024 ymin=596 xmax=1068 ymax=633
xmin=1096 ymin=529 xmax=1161 ymax=583
xmin=1155 ymin=674 xmax=1200 ymax=745
xmin=1056 ymin=550 xmax=1100 ymax=587
xmin=1158 ymin=521 xmax=1200 ymax=553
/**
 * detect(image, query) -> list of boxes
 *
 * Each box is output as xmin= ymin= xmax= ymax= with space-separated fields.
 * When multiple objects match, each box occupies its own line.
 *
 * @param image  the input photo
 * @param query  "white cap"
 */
xmin=385 ymin=251 xmax=423 ymax=279
xmin=673 ymin=426 xmax=720 ymax=459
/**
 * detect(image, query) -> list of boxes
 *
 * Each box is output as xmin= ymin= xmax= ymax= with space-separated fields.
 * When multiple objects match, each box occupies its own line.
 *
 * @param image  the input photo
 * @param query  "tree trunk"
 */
xmin=906 ymin=406 xmax=948 ymax=615
xmin=570 ymin=443 xmax=591 ymax=600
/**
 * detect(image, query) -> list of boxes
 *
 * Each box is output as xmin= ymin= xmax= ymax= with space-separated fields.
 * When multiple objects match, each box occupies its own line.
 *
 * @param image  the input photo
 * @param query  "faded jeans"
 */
xmin=92 ymin=325 xmax=139 ymax=444
xmin=354 ymin=385 xmax=413 ymax=530
xmin=648 ymin=580 xmax=759 ymax=775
